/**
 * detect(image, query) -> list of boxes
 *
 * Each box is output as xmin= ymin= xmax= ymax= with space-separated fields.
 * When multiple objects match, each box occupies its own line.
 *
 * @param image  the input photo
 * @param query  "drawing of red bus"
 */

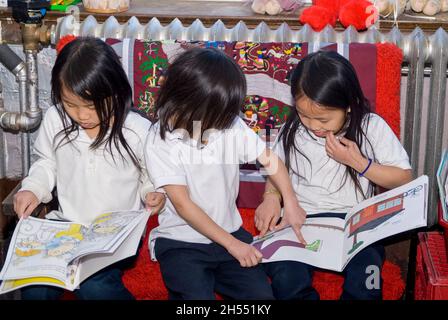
xmin=346 ymin=193 xmax=405 ymax=254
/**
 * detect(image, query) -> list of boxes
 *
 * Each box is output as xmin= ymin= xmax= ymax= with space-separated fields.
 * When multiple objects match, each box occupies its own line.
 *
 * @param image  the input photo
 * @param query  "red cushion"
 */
xmin=122 ymin=208 xmax=405 ymax=300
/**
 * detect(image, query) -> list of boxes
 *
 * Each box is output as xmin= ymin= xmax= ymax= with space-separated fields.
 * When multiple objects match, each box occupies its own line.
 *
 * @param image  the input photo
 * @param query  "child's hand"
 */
xmin=145 ymin=192 xmax=166 ymax=215
xmin=255 ymin=195 xmax=281 ymax=237
xmin=275 ymin=199 xmax=307 ymax=245
xmin=227 ymin=238 xmax=263 ymax=268
xmin=13 ymin=191 xmax=40 ymax=219
xmin=325 ymin=132 xmax=365 ymax=169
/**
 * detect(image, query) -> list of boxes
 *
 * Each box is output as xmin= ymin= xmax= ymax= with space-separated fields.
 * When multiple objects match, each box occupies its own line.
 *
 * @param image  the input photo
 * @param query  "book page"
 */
xmin=252 ymin=217 xmax=345 ymax=272
xmin=76 ymin=211 xmax=149 ymax=285
xmin=341 ymin=175 xmax=428 ymax=270
xmin=0 ymin=276 xmax=68 ymax=294
xmin=0 ymin=217 xmax=85 ymax=284
xmin=436 ymin=150 xmax=448 ymax=221
xmin=71 ymin=210 xmax=147 ymax=259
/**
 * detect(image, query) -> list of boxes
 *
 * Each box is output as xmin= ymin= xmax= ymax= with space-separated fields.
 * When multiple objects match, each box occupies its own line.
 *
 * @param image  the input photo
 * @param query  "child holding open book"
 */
xmin=13 ymin=37 xmax=165 ymax=300
xmin=255 ymin=50 xmax=413 ymax=300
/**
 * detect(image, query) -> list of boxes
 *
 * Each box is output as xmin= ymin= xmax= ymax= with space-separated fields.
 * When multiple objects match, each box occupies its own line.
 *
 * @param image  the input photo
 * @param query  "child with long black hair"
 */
xmin=255 ymin=50 xmax=413 ymax=300
xmin=13 ymin=37 xmax=165 ymax=300
xmin=145 ymin=47 xmax=306 ymax=300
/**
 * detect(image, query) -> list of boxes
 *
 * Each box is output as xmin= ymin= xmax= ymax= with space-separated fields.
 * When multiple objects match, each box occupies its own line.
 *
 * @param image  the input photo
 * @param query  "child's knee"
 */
xmin=341 ymin=280 xmax=382 ymax=300
xmin=264 ymin=261 xmax=315 ymax=299
xmin=21 ymin=286 xmax=63 ymax=300
xmin=346 ymin=245 xmax=385 ymax=273
xmin=265 ymin=261 xmax=314 ymax=285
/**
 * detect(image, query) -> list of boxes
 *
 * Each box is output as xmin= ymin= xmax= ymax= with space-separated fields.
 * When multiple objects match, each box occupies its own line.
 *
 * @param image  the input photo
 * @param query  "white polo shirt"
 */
xmin=20 ymin=106 xmax=155 ymax=225
xmin=272 ymin=113 xmax=412 ymax=215
xmin=145 ymin=117 xmax=266 ymax=260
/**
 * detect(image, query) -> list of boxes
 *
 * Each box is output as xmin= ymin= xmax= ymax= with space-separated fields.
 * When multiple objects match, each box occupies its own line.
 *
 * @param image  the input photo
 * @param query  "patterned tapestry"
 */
xmin=106 ymin=40 xmax=380 ymax=142
xmin=103 ymin=39 xmax=403 ymax=209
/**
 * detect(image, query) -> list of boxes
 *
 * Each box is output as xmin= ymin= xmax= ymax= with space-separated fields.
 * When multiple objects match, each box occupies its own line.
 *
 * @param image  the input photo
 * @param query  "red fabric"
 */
xmin=375 ymin=43 xmax=402 ymax=137
xmin=122 ymin=209 xmax=405 ymax=300
xmin=121 ymin=215 xmax=168 ymax=300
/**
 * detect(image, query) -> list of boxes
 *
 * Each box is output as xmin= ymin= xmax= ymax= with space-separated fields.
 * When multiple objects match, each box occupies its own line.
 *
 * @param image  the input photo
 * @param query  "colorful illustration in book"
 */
xmin=0 ymin=210 xmax=150 ymax=294
xmin=253 ymin=237 xmax=322 ymax=259
xmin=85 ymin=212 xmax=130 ymax=240
xmin=14 ymin=239 xmax=43 ymax=258
xmin=45 ymin=236 xmax=80 ymax=260
xmin=345 ymin=184 xmax=423 ymax=254
xmin=252 ymin=225 xmax=323 ymax=259
xmin=13 ymin=223 xmax=84 ymax=264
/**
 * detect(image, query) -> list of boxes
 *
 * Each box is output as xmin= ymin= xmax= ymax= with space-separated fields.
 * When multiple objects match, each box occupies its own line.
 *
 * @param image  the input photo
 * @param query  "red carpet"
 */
xmin=122 ymin=209 xmax=405 ymax=300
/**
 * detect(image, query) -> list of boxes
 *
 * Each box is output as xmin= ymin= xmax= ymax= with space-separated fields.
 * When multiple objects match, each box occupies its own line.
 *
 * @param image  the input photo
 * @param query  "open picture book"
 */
xmin=437 ymin=149 xmax=448 ymax=221
xmin=252 ymin=175 xmax=428 ymax=272
xmin=0 ymin=209 xmax=150 ymax=294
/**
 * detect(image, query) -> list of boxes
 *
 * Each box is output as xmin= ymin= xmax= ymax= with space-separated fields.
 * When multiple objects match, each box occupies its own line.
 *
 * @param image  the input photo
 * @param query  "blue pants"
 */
xmin=263 ymin=244 xmax=385 ymax=300
xmin=21 ymin=261 xmax=135 ymax=300
xmin=155 ymin=227 xmax=274 ymax=300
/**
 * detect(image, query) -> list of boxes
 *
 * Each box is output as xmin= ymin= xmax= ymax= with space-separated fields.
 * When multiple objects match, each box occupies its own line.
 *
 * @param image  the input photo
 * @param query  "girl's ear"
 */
xmin=347 ymin=107 xmax=351 ymax=113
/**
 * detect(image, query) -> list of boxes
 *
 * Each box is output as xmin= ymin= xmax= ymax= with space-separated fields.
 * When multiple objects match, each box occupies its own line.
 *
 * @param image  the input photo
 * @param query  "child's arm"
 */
xmin=15 ymin=109 xmax=58 ymax=218
xmin=144 ymin=192 xmax=166 ymax=215
xmin=255 ymin=178 xmax=282 ymax=236
xmin=326 ymin=132 xmax=412 ymax=189
xmin=140 ymin=159 xmax=166 ymax=214
xmin=163 ymin=184 xmax=263 ymax=267
xmin=257 ymin=149 xmax=307 ymax=243
xmin=137 ymin=125 xmax=166 ymax=215
xmin=13 ymin=191 xmax=40 ymax=219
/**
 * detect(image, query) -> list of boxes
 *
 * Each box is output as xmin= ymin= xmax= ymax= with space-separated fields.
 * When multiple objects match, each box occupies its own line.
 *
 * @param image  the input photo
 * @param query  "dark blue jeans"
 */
xmin=155 ymin=227 xmax=274 ymax=300
xmin=263 ymin=213 xmax=385 ymax=300
xmin=21 ymin=260 xmax=135 ymax=300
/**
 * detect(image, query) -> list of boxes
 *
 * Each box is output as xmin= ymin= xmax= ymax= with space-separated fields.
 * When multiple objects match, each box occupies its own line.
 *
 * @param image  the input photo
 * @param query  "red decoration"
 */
xmin=56 ymin=35 xmax=77 ymax=55
xmin=299 ymin=0 xmax=379 ymax=31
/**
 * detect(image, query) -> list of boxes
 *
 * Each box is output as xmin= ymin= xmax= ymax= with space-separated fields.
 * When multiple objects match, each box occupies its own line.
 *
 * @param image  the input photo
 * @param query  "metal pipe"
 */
xmin=0 ymin=44 xmax=42 ymax=177
xmin=21 ymin=50 xmax=40 ymax=176
xmin=21 ymin=132 xmax=30 ymax=178
xmin=403 ymin=28 xmax=426 ymax=177
xmin=53 ymin=16 xmax=448 ymax=65
xmin=0 ymin=81 xmax=5 ymax=179
xmin=401 ymin=66 xmax=448 ymax=76
xmin=424 ymin=28 xmax=448 ymax=227
xmin=0 ymin=48 xmax=42 ymax=132
xmin=25 ymin=50 xmax=40 ymax=122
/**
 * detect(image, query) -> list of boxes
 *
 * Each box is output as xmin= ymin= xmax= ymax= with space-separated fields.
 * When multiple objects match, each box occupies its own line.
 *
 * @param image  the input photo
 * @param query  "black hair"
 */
xmin=51 ymin=37 xmax=141 ymax=170
xmin=155 ymin=47 xmax=247 ymax=141
xmin=280 ymin=50 xmax=375 ymax=199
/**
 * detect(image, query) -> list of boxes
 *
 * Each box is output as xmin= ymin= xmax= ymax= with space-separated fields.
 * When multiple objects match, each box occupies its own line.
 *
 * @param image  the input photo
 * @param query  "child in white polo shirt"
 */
xmin=145 ymin=47 xmax=306 ymax=300
xmin=13 ymin=37 xmax=166 ymax=300
xmin=255 ymin=50 xmax=413 ymax=300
